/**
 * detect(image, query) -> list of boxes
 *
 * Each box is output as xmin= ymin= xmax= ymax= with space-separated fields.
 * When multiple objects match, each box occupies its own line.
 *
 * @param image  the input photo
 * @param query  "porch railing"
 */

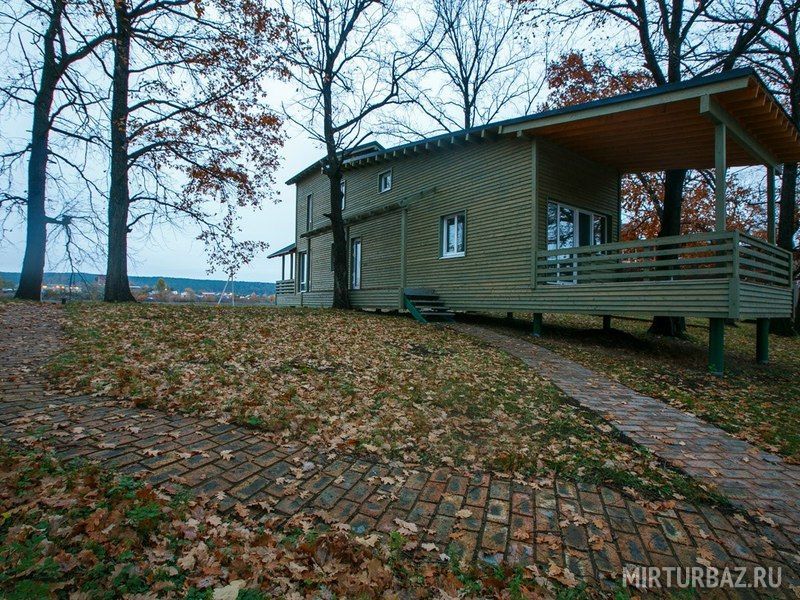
xmin=276 ymin=279 xmax=295 ymax=295
xmin=534 ymin=231 xmax=792 ymax=288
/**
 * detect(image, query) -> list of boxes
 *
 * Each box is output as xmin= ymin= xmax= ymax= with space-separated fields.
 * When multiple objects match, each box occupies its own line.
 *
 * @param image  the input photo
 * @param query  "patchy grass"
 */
xmin=478 ymin=313 xmax=800 ymax=464
xmin=49 ymin=303 xmax=721 ymax=503
xmin=0 ymin=442 xmax=566 ymax=599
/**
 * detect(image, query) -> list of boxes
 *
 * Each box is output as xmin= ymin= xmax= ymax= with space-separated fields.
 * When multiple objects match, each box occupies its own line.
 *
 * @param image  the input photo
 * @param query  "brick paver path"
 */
xmin=2 ymin=303 xmax=800 ymax=595
xmin=453 ymin=323 xmax=800 ymax=541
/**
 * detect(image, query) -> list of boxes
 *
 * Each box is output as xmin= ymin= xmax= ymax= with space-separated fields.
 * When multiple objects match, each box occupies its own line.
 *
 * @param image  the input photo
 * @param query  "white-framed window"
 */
xmin=546 ymin=200 xmax=609 ymax=284
xmin=378 ymin=169 xmax=392 ymax=193
xmin=350 ymin=238 xmax=362 ymax=289
xmin=546 ymin=200 xmax=608 ymax=251
xmin=298 ymin=251 xmax=309 ymax=292
xmin=440 ymin=212 xmax=466 ymax=258
xmin=340 ymin=180 xmax=346 ymax=211
xmin=306 ymin=194 xmax=313 ymax=231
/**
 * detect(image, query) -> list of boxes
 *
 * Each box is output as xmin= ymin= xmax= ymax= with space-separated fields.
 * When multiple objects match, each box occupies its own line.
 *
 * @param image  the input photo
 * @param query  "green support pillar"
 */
xmin=506 ymin=311 xmax=514 ymax=321
xmin=756 ymin=318 xmax=770 ymax=364
xmin=708 ymin=318 xmax=725 ymax=375
xmin=602 ymin=315 xmax=611 ymax=331
xmin=532 ymin=313 xmax=543 ymax=337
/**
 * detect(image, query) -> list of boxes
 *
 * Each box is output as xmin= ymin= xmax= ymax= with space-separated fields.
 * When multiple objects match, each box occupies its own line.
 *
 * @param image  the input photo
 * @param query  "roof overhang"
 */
xmin=285 ymin=142 xmax=386 ymax=185
xmin=266 ymin=242 xmax=296 ymax=259
xmin=340 ymin=69 xmax=799 ymax=175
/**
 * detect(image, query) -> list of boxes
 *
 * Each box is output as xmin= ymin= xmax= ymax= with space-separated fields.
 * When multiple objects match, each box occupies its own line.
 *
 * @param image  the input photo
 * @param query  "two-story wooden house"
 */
xmin=269 ymin=68 xmax=799 ymax=373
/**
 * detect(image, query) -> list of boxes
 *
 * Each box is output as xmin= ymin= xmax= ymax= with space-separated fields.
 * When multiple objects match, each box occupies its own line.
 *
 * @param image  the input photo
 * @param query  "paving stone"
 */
xmin=481 ymin=522 xmax=508 ymax=553
xmin=489 ymin=480 xmax=510 ymax=501
xmin=486 ymin=498 xmax=510 ymax=524
xmin=2 ymin=303 xmax=799 ymax=594
xmin=453 ymin=322 xmax=800 ymax=534
xmin=465 ymin=485 xmax=488 ymax=507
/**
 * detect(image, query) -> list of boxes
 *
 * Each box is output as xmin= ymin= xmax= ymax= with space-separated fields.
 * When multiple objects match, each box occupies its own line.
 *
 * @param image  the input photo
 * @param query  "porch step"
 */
xmin=403 ymin=288 xmax=438 ymax=299
xmin=403 ymin=288 xmax=454 ymax=324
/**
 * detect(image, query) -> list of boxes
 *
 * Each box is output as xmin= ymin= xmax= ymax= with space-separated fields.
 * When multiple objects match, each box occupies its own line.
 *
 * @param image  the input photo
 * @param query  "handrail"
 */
xmin=276 ymin=279 xmax=295 ymax=295
xmin=536 ymin=231 xmax=732 ymax=258
xmin=535 ymin=231 xmax=792 ymax=288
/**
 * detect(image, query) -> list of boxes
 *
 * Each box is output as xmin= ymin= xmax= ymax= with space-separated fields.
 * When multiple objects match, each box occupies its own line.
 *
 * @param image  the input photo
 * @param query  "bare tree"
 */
xmin=0 ymin=0 xmax=109 ymax=300
xmin=533 ymin=0 xmax=774 ymax=335
xmin=281 ymin=0 xmax=429 ymax=309
xmin=746 ymin=0 xmax=800 ymax=333
xmin=393 ymin=0 xmax=544 ymax=138
xmin=100 ymin=0 xmax=286 ymax=302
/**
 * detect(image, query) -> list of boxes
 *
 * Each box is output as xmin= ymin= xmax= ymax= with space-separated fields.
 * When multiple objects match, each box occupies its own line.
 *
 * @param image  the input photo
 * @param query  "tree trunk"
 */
xmin=329 ymin=170 xmax=350 ymax=309
xmin=649 ymin=168 xmax=688 ymax=336
xmin=771 ymin=161 xmax=797 ymax=336
xmin=104 ymin=1 xmax=135 ymax=303
xmin=14 ymin=1 xmax=64 ymax=301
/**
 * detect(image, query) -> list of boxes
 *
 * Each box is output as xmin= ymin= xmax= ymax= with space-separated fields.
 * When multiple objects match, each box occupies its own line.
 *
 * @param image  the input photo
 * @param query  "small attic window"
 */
xmin=378 ymin=169 xmax=392 ymax=193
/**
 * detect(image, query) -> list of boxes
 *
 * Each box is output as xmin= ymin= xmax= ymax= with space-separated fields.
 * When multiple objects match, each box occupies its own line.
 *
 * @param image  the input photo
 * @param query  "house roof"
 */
xmin=285 ymin=142 xmax=386 ymax=185
xmin=318 ymin=68 xmax=798 ymax=175
xmin=266 ymin=242 xmax=296 ymax=259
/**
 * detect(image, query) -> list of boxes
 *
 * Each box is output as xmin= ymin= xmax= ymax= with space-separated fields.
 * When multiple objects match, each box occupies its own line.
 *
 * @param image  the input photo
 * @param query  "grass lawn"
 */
xmin=0 ymin=442 xmax=556 ymax=599
xmin=49 ymin=302 xmax=721 ymax=504
xmin=479 ymin=313 xmax=800 ymax=464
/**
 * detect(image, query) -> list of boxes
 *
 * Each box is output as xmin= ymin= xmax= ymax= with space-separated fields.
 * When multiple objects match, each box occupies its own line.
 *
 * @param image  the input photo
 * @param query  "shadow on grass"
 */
xmin=454 ymin=311 xmax=709 ymax=362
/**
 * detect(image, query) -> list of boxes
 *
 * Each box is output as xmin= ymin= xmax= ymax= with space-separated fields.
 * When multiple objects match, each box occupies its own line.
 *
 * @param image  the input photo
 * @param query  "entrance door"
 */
xmin=547 ymin=201 xmax=609 ymax=282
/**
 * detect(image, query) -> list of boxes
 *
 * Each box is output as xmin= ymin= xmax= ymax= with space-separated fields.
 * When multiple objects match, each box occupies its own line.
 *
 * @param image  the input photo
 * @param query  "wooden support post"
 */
xmin=708 ymin=318 xmax=725 ymax=375
xmin=715 ymin=123 xmax=727 ymax=232
xmin=532 ymin=313 xmax=543 ymax=337
xmin=281 ymin=255 xmax=285 ymax=280
xmin=602 ymin=315 xmax=611 ymax=331
xmin=756 ymin=318 xmax=770 ymax=364
xmin=506 ymin=312 xmax=514 ymax=321
xmin=766 ymin=166 xmax=776 ymax=245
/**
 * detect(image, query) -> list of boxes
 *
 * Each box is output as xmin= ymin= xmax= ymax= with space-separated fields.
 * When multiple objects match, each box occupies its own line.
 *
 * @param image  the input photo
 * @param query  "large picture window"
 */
xmin=350 ymin=238 xmax=361 ymax=289
xmin=441 ymin=212 xmax=466 ymax=258
xmin=298 ymin=251 xmax=309 ymax=292
xmin=546 ymin=201 xmax=609 ymax=284
xmin=546 ymin=201 xmax=608 ymax=250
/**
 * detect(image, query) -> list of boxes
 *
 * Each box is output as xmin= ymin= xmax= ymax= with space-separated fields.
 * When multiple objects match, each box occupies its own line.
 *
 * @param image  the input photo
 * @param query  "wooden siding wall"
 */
xmin=738 ymin=282 xmax=795 ymax=319
xmin=287 ymin=136 xmax=790 ymax=319
xmin=291 ymin=137 xmax=624 ymax=311
xmin=349 ymin=211 xmax=402 ymax=307
xmin=530 ymin=280 xmax=733 ymax=318
xmin=403 ymin=138 xmax=533 ymax=310
xmin=535 ymin=138 xmax=620 ymax=249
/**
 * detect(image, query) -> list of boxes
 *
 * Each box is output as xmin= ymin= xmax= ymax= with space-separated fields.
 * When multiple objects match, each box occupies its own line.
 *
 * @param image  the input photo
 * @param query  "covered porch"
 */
xmin=511 ymin=69 xmax=800 ymax=374
xmin=267 ymin=242 xmax=296 ymax=297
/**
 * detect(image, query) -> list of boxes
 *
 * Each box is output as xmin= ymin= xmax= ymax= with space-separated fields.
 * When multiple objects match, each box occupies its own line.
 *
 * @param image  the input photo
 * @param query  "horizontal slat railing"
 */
xmin=736 ymin=232 xmax=793 ymax=287
xmin=535 ymin=231 xmax=792 ymax=288
xmin=276 ymin=279 xmax=295 ymax=294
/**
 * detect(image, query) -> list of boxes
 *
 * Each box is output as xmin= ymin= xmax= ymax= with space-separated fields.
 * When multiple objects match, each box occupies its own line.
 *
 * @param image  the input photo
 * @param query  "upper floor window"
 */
xmin=441 ymin=212 xmax=465 ymax=258
xmin=340 ymin=180 xmax=346 ymax=211
xmin=378 ymin=169 xmax=392 ymax=193
xmin=306 ymin=194 xmax=313 ymax=231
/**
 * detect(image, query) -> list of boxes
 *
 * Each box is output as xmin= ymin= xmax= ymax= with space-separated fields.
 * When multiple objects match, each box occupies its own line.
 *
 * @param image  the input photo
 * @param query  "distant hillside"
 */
xmin=0 ymin=272 xmax=276 ymax=296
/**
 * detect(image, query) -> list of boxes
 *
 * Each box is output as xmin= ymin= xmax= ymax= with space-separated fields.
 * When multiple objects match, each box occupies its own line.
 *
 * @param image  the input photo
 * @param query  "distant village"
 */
xmin=0 ymin=274 xmax=276 ymax=304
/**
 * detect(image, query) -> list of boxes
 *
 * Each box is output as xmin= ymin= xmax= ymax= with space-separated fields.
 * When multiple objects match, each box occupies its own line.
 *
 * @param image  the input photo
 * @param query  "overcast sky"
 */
xmin=0 ymin=91 xmax=331 ymax=284
xmin=0 ymin=2 xmax=584 ymax=284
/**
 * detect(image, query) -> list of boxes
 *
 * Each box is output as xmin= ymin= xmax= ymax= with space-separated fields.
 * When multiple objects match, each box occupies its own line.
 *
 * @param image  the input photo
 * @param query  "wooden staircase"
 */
xmin=403 ymin=288 xmax=454 ymax=324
